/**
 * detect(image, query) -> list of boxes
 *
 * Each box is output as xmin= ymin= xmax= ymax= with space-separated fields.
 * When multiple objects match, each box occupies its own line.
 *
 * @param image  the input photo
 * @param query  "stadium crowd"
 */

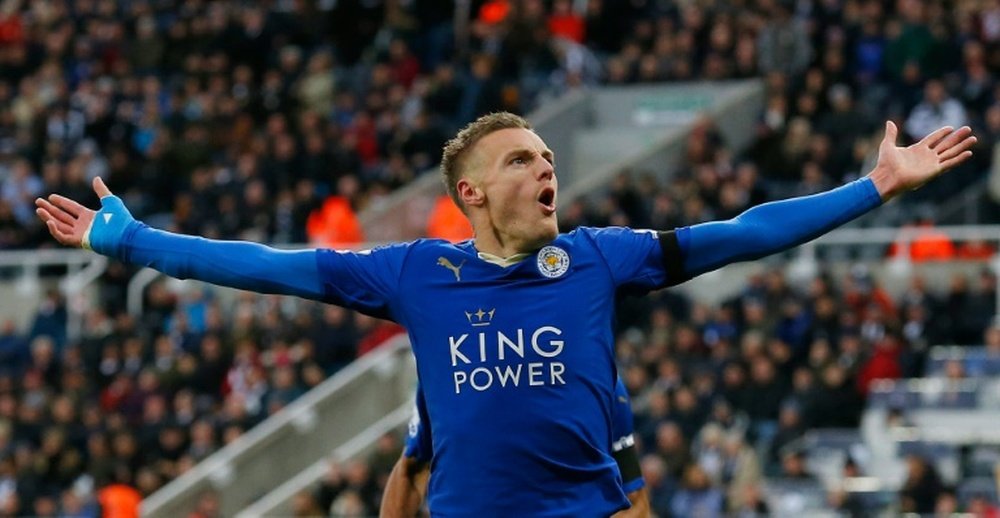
xmin=291 ymin=264 xmax=1000 ymax=517
xmin=564 ymin=0 xmax=1000 ymax=229
xmin=0 ymin=0 xmax=999 ymax=515
xmin=2 ymin=0 xmax=998 ymax=251
xmin=0 ymin=279 xmax=409 ymax=516
xmin=1 ymin=251 xmax=997 ymax=516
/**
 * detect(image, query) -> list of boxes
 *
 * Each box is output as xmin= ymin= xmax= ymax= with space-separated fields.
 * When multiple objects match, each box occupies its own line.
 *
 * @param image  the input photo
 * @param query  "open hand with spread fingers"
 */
xmin=868 ymin=121 xmax=977 ymax=201
xmin=35 ymin=176 xmax=136 ymax=256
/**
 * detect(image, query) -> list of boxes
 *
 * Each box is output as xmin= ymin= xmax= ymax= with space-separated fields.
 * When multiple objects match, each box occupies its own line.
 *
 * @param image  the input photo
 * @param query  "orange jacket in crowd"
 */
xmin=479 ymin=0 xmax=510 ymax=24
xmin=887 ymin=223 xmax=955 ymax=261
xmin=955 ymin=240 xmax=996 ymax=260
xmin=857 ymin=337 xmax=903 ymax=396
xmin=549 ymin=13 xmax=585 ymax=43
xmin=889 ymin=223 xmax=996 ymax=261
xmin=98 ymin=484 xmax=141 ymax=518
xmin=306 ymin=196 xmax=364 ymax=247
xmin=426 ymin=195 xmax=474 ymax=242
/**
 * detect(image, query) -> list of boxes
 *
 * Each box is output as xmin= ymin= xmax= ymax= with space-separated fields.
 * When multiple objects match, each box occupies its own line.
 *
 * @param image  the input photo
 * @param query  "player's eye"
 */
xmin=510 ymin=157 xmax=527 ymax=166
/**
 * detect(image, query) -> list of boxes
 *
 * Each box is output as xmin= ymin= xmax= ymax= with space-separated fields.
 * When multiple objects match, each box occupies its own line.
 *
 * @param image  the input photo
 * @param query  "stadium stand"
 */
xmin=0 ymin=0 xmax=999 ymax=516
xmin=562 ymin=0 xmax=1000 ymax=229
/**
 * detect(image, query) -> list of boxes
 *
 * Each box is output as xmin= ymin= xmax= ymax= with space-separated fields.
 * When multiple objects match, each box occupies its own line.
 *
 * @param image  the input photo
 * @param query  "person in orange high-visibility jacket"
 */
xmin=306 ymin=195 xmax=364 ymax=247
xmin=98 ymin=483 xmax=141 ymax=518
xmin=479 ymin=0 xmax=510 ymax=24
xmin=888 ymin=222 xmax=955 ymax=261
xmin=426 ymin=195 xmax=473 ymax=242
xmin=956 ymin=238 xmax=995 ymax=260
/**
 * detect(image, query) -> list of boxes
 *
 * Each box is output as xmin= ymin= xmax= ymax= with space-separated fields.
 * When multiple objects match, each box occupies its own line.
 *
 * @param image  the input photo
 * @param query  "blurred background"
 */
xmin=0 ymin=0 xmax=999 ymax=516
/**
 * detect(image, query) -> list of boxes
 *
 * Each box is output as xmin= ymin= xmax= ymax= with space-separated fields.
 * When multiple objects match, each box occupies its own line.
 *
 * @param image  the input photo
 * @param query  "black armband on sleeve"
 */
xmin=658 ymin=230 xmax=690 ymax=287
xmin=612 ymin=444 xmax=642 ymax=485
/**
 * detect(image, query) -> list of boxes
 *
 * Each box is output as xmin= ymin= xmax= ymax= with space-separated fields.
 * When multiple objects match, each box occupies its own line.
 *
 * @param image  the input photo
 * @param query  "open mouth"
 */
xmin=538 ymin=187 xmax=556 ymax=214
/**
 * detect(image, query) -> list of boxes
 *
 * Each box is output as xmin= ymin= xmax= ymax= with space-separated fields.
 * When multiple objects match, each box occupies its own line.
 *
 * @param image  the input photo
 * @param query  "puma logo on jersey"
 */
xmin=437 ymin=257 xmax=466 ymax=281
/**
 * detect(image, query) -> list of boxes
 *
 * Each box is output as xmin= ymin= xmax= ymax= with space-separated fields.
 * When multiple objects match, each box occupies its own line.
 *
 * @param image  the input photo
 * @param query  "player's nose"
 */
xmin=536 ymin=163 xmax=554 ymax=182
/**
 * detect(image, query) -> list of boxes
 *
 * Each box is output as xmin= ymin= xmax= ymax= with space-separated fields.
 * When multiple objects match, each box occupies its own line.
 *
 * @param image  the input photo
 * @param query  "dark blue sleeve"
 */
xmin=611 ymin=379 xmax=644 ymax=493
xmin=120 ymin=224 xmax=326 ymax=300
xmin=85 ymin=194 xmax=332 ymax=299
xmin=119 ymin=225 xmax=407 ymax=320
xmin=678 ymin=178 xmax=882 ymax=279
xmin=315 ymin=244 xmax=409 ymax=321
xmin=404 ymin=387 xmax=433 ymax=464
xmin=583 ymin=227 xmax=670 ymax=292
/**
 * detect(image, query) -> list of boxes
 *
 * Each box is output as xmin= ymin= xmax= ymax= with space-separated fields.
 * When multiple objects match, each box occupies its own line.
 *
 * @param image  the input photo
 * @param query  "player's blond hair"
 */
xmin=440 ymin=112 xmax=532 ymax=211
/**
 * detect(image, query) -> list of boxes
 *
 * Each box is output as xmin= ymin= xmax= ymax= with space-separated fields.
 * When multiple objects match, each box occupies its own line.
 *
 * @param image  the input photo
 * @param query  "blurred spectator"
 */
xmin=671 ymin=464 xmax=724 ymax=517
xmin=905 ymin=79 xmax=969 ymax=141
xmin=966 ymin=492 xmax=1000 ymax=517
xmin=96 ymin=468 xmax=141 ymax=518
xmin=731 ymin=484 xmax=769 ymax=517
xmin=899 ymin=454 xmax=945 ymax=514
xmin=769 ymin=403 xmax=805 ymax=467
xmin=187 ymin=491 xmax=220 ymax=518
xmin=757 ymin=1 xmax=812 ymax=78
xmin=655 ymin=421 xmax=691 ymax=480
xmin=777 ymin=449 xmax=814 ymax=481
xmin=0 ymin=319 xmax=28 ymax=373
xmin=291 ymin=489 xmax=325 ymax=517
xmin=934 ymin=489 xmax=959 ymax=516
xmin=29 ymin=290 xmax=67 ymax=350
xmin=721 ymin=433 xmax=763 ymax=512
xmin=640 ymin=454 xmax=676 ymax=517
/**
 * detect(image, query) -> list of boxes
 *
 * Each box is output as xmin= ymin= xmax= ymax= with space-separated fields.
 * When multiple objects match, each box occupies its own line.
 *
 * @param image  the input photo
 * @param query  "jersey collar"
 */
xmin=476 ymin=251 xmax=531 ymax=268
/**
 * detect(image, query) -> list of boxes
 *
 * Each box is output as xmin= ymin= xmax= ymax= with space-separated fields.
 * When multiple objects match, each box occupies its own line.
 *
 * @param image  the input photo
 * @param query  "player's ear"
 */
xmin=457 ymin=177 xmax=484 ymax=208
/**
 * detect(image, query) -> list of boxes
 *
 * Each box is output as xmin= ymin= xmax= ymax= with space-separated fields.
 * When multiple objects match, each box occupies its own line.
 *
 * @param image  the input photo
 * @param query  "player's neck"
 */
xmin=473 ymin=236 xmax=533 ymax=259
xmin=473 ymin=226 xmax=538 ymax=259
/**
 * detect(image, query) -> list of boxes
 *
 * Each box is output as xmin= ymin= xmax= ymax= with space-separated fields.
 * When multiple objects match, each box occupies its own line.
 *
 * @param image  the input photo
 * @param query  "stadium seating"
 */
xmin=1 ymin=0 xmax=999 ymax=516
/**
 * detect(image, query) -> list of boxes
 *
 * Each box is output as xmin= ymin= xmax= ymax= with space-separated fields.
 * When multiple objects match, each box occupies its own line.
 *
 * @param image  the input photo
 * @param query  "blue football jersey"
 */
xmin=404 ymin=386 xmax=433 ymax=463
xmin=610 ymin=379 xmax=645 ymax=494
xmin=316 ymin=227 xmax=671 ymax=517
xmin=406 ymin=377 xmax=645 ymax=495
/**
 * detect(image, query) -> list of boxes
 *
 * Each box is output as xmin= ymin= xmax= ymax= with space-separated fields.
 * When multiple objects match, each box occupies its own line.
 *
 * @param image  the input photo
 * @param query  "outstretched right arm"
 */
xmin=36 ymin=178 xmax=396 ymax=311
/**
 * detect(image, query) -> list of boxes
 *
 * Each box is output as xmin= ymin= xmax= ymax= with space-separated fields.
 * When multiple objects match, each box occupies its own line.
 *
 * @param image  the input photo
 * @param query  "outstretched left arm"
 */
xmin=674 ymin=122 xmax=976 ymax=280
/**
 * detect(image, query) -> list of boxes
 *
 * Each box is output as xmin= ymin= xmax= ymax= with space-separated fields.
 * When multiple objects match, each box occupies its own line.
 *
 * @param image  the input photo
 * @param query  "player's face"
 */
xmin=471 ymin=128 xmax=558 ymax=251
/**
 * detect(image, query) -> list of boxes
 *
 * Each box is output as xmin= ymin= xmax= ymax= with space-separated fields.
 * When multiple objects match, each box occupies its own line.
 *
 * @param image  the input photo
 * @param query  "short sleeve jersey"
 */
xmin=316 ymin=227 xmax=673 ymax=517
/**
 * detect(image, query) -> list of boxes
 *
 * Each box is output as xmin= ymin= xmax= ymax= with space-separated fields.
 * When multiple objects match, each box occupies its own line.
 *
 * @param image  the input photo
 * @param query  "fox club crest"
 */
xmin=536 ymin=246 xmax=570 ymax=278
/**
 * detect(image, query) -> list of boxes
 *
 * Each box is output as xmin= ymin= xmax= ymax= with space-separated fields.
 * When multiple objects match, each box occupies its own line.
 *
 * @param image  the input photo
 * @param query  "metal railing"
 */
xmin=0 ymin=248 xmax=108 ymax=340
xmin=795 ymin=224 xmax=1000 ymax=319
xmin=563 ymin=80 xmax=764 ymax=200
xmin=675 ymin=223 xmax=1000 ymax=311
xmin=141 ymin=335 xmax=417 ymax=518
xmin=235 ymin=403 xmax=414 ymax=517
